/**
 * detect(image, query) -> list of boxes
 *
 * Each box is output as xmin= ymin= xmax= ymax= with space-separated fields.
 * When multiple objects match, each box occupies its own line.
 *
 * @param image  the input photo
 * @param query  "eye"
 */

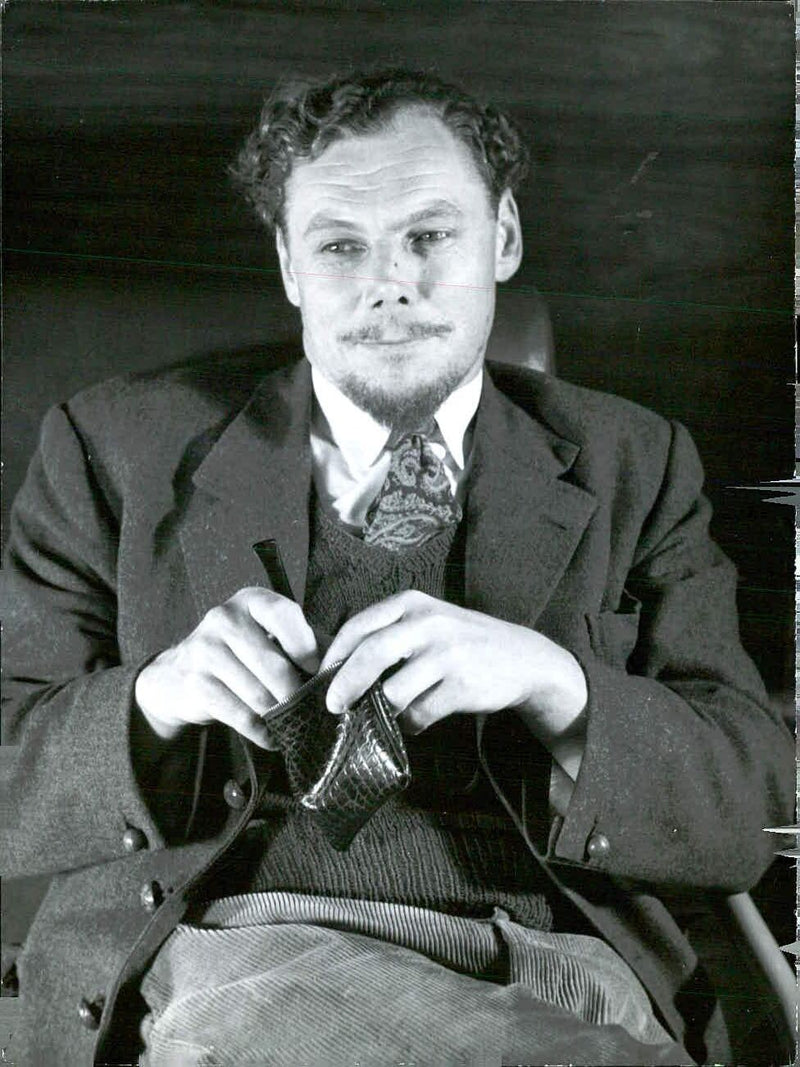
xmin=320 ymin=240 xmax=364 ymax=255
xmin=412 ymin=230 xmax=451 ymax=245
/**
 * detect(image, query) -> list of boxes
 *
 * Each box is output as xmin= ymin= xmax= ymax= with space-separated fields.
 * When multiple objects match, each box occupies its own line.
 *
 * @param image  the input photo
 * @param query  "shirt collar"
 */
xmin=433 ymin=370 xmax=483 ymax=469
xmin=311 ymin=365 xmax=483 ymax=473
xmin=311 ymin=368 xmax=391 ymax=471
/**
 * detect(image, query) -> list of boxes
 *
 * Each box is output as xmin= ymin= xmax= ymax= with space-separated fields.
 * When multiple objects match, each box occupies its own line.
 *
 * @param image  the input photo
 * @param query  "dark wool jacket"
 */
xmin=1 ymin=354 xmax=793 ymax=1066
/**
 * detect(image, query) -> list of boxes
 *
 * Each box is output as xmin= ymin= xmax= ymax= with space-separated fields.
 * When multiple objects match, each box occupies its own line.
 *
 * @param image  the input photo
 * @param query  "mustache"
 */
xmin=340 ymin=322 xmax=454 ymax=344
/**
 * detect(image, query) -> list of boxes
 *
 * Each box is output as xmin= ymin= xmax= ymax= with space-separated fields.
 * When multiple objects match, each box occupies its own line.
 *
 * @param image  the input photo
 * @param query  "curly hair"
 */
xmin=231 ymin=67 xmax=529 ymax=231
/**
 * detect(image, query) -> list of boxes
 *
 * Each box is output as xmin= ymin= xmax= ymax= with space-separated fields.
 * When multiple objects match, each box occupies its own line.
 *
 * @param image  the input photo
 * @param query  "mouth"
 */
xmin=355 ymin=337 xmax=434 ymax=347
xmin=343 ymin=325 xmax=453 ymax=348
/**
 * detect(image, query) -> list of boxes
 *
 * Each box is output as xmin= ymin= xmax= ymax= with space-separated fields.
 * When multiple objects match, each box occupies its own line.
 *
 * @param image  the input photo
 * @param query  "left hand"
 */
xmin=320 ymin=591 xmax=587 ymax=739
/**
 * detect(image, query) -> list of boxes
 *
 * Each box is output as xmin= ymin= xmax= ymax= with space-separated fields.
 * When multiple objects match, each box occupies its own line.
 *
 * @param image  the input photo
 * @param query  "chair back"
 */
xmin=486 ymin=286 xmax=555 ymax=374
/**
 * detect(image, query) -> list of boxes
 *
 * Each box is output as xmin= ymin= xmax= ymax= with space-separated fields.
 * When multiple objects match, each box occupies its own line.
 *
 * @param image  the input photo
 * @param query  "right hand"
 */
xmin=134 ymin=587 xmax=320 ymax=748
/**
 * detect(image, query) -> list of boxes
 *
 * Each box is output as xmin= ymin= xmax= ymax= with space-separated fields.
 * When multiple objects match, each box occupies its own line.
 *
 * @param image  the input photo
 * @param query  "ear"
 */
xmin=276 ymin=227 xmax=301 ymax=307
xmin=494 ymin=189 xmax=523 ymax=283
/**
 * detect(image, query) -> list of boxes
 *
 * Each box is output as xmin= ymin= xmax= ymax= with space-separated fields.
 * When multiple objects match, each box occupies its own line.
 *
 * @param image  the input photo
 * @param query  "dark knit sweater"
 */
xmin=214 ymin=501 xmax=557 ymax=929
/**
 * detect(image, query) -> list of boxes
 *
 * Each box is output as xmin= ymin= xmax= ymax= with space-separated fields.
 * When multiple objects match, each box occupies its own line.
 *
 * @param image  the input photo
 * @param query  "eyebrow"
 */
xmin=302 ymin=200 xmax=464 ymax=239
xmin=398 ymin=201 xmax=464 ymax=229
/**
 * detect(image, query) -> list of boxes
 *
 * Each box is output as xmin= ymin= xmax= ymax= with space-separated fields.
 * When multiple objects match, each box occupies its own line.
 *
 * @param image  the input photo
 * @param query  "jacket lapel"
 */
xmin=177 ymin=358 xmax=597 ymax=630
xmin=178 ymin=360 xmax=313 ymax=619
xmin=465 ymin=369 xmax=597 ymax=630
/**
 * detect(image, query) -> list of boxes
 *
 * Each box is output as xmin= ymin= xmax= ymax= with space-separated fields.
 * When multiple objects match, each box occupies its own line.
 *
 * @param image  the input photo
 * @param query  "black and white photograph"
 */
xmin=1 ymin=2 xmax=796 ymax=1065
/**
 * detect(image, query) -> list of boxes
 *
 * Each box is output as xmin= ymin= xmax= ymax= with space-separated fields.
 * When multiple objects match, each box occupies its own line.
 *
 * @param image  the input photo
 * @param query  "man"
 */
xmin=2 ymin=68 xmax=793 ymax=1066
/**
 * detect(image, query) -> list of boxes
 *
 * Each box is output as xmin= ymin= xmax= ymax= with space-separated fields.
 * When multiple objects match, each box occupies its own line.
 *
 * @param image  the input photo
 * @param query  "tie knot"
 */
xmin=363 ymin=423 xmax=462 ymax=551
xmin=387 ymin=418 xmax=437 ymax=451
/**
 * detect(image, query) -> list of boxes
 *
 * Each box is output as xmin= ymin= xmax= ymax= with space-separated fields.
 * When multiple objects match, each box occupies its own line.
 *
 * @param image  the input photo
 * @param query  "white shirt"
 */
xmin=310 ymin=367 xmax=482 ymax=532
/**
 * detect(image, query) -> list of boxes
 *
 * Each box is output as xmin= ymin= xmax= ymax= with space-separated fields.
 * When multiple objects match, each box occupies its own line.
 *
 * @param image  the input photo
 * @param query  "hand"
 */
xmin=320 ymin=591 xmax=587 ymax=741
xmin=134 ymin=587 xmax=319 ymax=748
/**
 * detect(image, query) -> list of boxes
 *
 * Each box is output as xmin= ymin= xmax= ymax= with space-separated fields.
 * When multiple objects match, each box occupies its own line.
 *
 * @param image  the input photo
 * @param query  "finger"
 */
xmin=321 ymin=591 xmax=423 ymax=671
xmin=199 ymin=676 xmax=278 ymax=750
xmin=205 ymin=593 xmax=308 ymax=699
xmin=205 ymin=643 xmax=281 ymax=717
xmin=325 ymin=618 xmax=419 ymax=713
xmin=381 ymin=656 xmax=444 ymax=715
xmin=224 ymin=628 xmax=304 ymax=706
xmin=245 ymin=590 xmax=320 ymax=674
xmin=397 ymin=681 xmax=449 ymax=736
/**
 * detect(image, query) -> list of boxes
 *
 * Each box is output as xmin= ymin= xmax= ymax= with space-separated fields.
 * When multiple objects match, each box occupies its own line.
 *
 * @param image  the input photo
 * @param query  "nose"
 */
xmin=362 ymin=242 xmax=421 ymax=310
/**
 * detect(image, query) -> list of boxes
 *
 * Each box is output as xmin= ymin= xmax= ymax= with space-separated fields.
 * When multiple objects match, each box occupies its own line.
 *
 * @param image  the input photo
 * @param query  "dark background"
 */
xmin=2 ymin=0 xmax=795 ymax=942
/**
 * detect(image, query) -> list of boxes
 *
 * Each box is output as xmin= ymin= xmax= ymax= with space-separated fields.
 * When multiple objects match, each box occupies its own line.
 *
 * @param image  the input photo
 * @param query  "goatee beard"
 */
xmin=336 ymin=370 xmax=471 ymax=432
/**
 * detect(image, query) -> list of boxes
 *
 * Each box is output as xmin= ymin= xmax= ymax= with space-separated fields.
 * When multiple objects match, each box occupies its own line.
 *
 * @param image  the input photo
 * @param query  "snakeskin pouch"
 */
xmin=261 ymin=662 xmax=411 ymax=851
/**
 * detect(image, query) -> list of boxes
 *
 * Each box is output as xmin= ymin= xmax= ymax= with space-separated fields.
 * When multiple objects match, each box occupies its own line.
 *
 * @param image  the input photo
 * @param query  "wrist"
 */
xmin=517 ymin=643 xmax=588 ymax=744
xmin=134 ymin=661 xmax=185 ymax=742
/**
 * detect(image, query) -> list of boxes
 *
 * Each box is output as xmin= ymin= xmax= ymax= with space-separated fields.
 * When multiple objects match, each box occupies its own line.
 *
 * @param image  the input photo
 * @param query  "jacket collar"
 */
xmin=178 ymin=359 xmax=597 ymax=629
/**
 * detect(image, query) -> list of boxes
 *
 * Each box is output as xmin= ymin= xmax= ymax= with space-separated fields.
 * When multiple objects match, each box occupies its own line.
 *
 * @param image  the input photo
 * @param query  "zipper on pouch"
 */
xmin=260 ymin=659 xmax=345 ymax=724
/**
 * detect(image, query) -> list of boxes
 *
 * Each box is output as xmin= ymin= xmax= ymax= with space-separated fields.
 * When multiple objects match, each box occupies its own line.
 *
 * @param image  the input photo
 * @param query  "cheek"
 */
xmin=427 ymin=242 xmax=496 ymax=302
xmin=440 ymin=280 xmax=494 ymax=327
xmin=298 ymin=279 xmax=348 ymax=327
xmin=302 ymin=271 xmax=360 ymax=309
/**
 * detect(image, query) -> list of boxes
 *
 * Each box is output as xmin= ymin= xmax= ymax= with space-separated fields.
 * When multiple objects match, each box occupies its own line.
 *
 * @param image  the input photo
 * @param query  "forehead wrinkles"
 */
xmin=299 ymin=179 xmax=459 ymax=209
xmin=286 ymin=165 xmax=488 ymax=234
xmin=293 ymin=154 xmax=462 ymax=196
xmin=288 ymin=175 xmax=473 ymax=234
xmin=311 ymin=139 xmax=451 ymax=173
xmin=289 ymin=117 xmax=486 ymax=189
xmin=283 ymin=117 xmax=493 ymax=232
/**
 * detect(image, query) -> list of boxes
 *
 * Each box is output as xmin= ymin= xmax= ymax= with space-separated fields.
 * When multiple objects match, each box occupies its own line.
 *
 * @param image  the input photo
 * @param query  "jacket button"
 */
xmin=139 ymin=880 xmax=163 ymax=913
xmin=122 ymin=826 xmax=147 ymax=853
xmin=223 ymin=779 xmax=247 ymax=810
xmin=77 ymin=995 xmax=104 ymax=1030
xmin=586 ymin=833 xmax=611 ymax=860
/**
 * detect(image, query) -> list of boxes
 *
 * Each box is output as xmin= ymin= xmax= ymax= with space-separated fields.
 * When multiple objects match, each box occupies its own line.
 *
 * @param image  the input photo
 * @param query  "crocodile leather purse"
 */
xmin=261 ymin=662 xmax=411 ymax=851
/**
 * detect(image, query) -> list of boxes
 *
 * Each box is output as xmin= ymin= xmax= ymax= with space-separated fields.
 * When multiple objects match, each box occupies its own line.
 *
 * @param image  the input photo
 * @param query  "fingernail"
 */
xmin=326 ymin=690 xmax=343 ymax=715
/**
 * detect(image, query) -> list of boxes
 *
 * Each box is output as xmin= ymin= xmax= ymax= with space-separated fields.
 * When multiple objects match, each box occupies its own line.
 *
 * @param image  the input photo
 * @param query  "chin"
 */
xmin=338 ymin=368 xmax=467 ymax=429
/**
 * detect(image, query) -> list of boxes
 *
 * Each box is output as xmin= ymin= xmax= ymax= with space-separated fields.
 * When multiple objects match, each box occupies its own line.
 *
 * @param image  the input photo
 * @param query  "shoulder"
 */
xmin=53 ymin=346 xmax=302 ymax=456
xmin=487 ymin=361 xmax=672 ymax=453
xmin=486 ymin=361 xmax=700 ymax=503
xmin=30 ymin=348 xmax=304 ymax=512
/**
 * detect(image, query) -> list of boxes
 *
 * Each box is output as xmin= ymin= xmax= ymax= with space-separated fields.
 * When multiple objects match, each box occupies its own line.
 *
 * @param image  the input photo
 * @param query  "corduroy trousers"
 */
xmin=139 ymin=892 xmax=693 ymax=1067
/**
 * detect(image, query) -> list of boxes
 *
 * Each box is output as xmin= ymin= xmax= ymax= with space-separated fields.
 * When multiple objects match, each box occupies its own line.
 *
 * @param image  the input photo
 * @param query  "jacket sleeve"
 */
xmin=485 ymin=420 xmax=794 ymax=894
xmin=1 ymin=404 xmax=204 ymax=879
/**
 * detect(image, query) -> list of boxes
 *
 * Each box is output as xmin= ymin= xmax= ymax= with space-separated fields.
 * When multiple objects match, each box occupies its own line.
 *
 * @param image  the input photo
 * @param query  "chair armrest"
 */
xmin=726 ymin=891 xmax=797 ymax=1041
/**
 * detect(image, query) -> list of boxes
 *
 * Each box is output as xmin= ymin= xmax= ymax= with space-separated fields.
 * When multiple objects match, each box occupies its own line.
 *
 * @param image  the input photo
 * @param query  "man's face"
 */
xmin=276 ymin=107 xmax=522 ymax=428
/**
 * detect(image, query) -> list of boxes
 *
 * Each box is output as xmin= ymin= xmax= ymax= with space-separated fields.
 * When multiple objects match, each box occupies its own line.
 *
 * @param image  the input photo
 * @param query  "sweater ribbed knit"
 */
xmin=216 ymin=500 xmax=555 ymax=929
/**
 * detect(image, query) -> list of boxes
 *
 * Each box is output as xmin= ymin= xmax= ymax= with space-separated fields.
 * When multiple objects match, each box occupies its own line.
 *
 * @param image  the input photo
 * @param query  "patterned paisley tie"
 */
xmin=363 ymin=428 xmax=463 ymax=551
